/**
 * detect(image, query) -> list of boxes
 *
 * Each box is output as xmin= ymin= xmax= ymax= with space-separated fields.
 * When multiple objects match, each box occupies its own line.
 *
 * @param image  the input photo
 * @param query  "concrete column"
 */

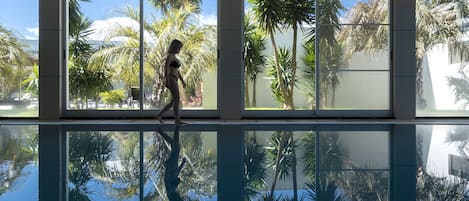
xmin=39 ymin=0 xmax=63 ymax=120
xmin=393 ymin=0 xmax=416 ymax=119
xmin=218 ymin=0 xmax=243 ymax=120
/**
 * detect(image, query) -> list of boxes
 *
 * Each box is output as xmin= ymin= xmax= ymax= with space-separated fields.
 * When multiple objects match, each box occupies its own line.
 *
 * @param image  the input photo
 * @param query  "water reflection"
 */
xmin=416 ymin=125 xmax=469 ymax=200
xmin=0 ymin=124 xmax=468 ymax=200
xmin=143 ymin=127 xmax=217 ymax=200
xmin=244 ymin=130 xmax=390 ymax=201
xmin=0 ymin=125 xmax=38 ymax=201
xmin=67 ymin=131 xmax=140 ymax=201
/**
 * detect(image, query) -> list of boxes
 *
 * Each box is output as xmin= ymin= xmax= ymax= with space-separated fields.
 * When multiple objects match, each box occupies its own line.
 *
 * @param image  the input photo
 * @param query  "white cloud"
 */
xmin=196 ymin=14 xmax=217 ymax=26
xmin=88 ymin=17 xmax=140 ymax=41
xmin=25 ymin=27 xmax=39 ymax=40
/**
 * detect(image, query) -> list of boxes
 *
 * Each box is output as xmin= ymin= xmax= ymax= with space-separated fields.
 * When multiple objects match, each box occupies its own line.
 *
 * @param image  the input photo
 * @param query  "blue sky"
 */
xmin=0 ymin=0 xmax=360 ymax=40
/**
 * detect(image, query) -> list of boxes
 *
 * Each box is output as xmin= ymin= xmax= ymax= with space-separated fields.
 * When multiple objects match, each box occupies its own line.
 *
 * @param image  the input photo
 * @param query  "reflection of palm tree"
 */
xmin=302 ymin=132 xmax=316 ymax=180
xmin=244 ymin=13 xmax=266 ymax=108
xmin=68 ymin=132 xmax=113 ymax=200
xmin=319 ymin=133 xmax=348 ymax=169
xmin=445 ymin=126 xmax=469 ymax=157
xmin=244 ymin=133 xmax=267 ymax=201
xmin=305 ymin=180 xmax=347 ymax=201
xmin=417 ymin=134 xmax=469 ymax=200
xmin=266 ymin=131 xmax=298 ymax=200
xmin=0 ymin=126 xmax=37 ymax=196
xmin=145 ymin=129 xmax=216 ymax=200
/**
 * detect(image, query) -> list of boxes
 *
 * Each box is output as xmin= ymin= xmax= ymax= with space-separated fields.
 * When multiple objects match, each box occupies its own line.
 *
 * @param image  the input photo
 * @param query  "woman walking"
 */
xmin=156 ymin=39 xmax=187 ymax=125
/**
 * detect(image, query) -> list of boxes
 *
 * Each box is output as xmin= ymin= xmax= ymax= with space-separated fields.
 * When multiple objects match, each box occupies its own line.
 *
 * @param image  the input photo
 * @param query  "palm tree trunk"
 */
xmin=252 ymin=77 xmax=257 ymax=107
xmin=268 ymin=28 xmax=290 ymax=109
xmin=245 ymin=77 xmax=251 ymax=108
xmin=289 ymin=24 xmax=299 ymax=110
xmin=331 ymin=87 xmax=336 ymax=108
xmin=416 ymin=56 xmax=424 ymax=103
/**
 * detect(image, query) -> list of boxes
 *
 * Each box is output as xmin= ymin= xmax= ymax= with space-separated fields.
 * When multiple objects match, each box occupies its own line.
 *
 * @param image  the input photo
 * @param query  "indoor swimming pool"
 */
xmin=0 ymin=123 xmax=467 ymax=201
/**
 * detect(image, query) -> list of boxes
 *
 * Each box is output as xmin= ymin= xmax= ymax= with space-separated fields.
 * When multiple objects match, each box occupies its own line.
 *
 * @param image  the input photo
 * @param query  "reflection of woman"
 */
xmin=157 ymin=126 xmax=186 ymax=201
xmin=156 ymin=39 xmax=187 ymax=125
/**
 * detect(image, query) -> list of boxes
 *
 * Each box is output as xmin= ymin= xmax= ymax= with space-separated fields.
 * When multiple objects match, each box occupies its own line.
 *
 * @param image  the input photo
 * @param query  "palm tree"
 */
xmin=302 ymin=0 xmax=346 ymax=108
xmin=90 ymin=3 xmax=216 ymax=107
xmin=341 ymin=0 xmax=469 ymax=108
xmin=244 ymin=13 xmax=266 ymax=108
xmin=21 ymin=63 xmax=39 ymax=98
xmin=281 ymin=0 xmax=315 ymax=109
xmin=267 ymin=48 xmax=297 ymax=105
xmin=0 ymin=26 xmax=32 ymax=100
xmin=447 ymin=67 xmax=469 ymax=110
xmin=69 ymin=13 xmax=112 ymax=109
xmin=148 ymin=0 xmax=202 ymax=15
xmin=248 ymin=0 xmax=293 ymax=109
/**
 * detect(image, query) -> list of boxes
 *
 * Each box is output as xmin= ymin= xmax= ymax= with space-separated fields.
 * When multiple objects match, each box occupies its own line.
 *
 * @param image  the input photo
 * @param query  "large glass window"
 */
xmin=0 ymin=1 xmax=39 ymax=117
xmin=244 ymin=0 xmax=390 ymax=111
xmin=143 ymin=0 xmax=218 ymax=111
xmin=67 ymin=0 xmax=217 ymax=111
xmin=318 ymin=0 xmax=390 ymax=110
xmin=67 ymin=0 xmax=140 ymax=110
xmin=416 ymin=0 xmax=469 ymax=116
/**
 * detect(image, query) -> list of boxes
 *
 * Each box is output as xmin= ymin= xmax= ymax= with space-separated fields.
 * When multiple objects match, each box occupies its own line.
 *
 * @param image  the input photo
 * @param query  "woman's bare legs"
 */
xmin=156 ymin=77 xmax=185 ymax=125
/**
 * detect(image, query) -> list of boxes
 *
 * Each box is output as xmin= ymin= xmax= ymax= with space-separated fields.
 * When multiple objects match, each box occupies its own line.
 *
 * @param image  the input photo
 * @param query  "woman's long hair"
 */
xmin=168 ymin=39 xmax=183 ymax=54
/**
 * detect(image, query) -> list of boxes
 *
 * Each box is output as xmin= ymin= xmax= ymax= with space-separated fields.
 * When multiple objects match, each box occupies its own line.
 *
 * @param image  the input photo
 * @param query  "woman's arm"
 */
xmin=178 ymin=71 xmax=186 ymax=88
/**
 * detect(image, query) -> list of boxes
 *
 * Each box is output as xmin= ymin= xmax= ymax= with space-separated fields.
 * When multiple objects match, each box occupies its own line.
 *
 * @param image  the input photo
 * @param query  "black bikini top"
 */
xmin=169 ymin=60 xmax=181 ymax=68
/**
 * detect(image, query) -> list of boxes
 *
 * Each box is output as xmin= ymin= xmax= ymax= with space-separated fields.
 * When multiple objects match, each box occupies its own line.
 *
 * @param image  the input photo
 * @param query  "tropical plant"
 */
xmin=244 ymin=13 xmax=266 ymax=108
xmin=266 ymin=48 xmax=297 ymax=105
xmin=0 ymin=25 xmax=32 ymax=100
xmin=148 ymin=0 xmax=202 ymax=15
xmin=21 ymin=63 xmax=39 ymax=98
xmin=302 ymin=0 xmax=346 ymax=108
xmin=100 ymin=89 xmax=126 ymax=108
xmin=69 ymin=14 xmax=112 ymax=109
xmin=301 ymin=41 xmax=316 ymax=109
xmin=281 ymin=0 xmax=315 ymax=109
xmin=248 ymin=0 xmax=295 ymax=109
xmin=90 ymin=3 xmax=216 ymax=107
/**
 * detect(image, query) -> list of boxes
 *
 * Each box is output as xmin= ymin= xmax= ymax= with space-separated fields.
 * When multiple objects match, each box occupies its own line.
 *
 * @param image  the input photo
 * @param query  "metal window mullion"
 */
xmin=315 ymin=0 xmax=320 ymax=114
xmin=139 ymin=0 xmax=144 ymax=111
